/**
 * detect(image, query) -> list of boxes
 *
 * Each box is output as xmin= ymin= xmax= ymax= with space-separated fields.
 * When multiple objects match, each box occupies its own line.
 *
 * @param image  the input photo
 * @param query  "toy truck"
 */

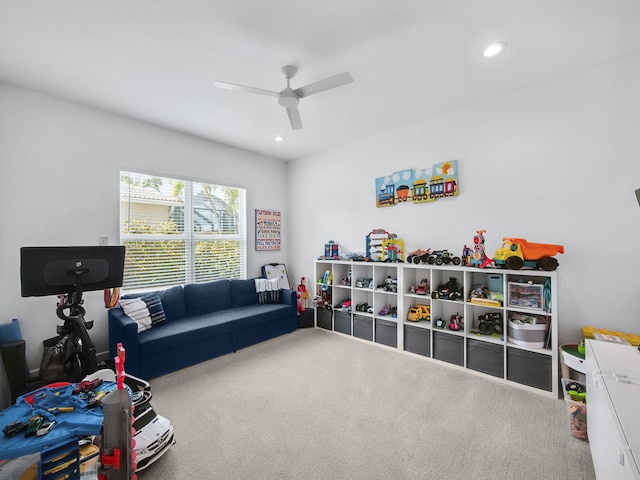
xmin=406 ymin=249 xmax=431 ymax=264
xmin=494 ymin=238 xmax=564 ymax=271
xmin=407 ymin=305 xmax=431 ymax=322
xmin=426 ymin=250 xmax=462 ymax=266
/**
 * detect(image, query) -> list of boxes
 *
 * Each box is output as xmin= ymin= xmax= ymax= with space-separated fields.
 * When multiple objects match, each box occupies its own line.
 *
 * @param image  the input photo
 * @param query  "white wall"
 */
xmin=0 ymin=84 xmax=289 ymax=406
xmin=2 ymin=52 xmax=639 ymax=408
xmin=287 ymin=52 xmax=640 ymax=348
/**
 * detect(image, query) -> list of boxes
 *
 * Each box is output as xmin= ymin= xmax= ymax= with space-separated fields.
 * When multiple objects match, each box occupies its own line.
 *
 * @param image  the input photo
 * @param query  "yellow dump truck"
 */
xmin=494 ymin=238 xmax=564 ymax=271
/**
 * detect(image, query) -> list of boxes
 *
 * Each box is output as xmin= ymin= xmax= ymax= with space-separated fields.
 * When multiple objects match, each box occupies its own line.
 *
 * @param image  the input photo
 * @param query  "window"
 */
xmin=120 ymin=171 xmax=246 ymax=290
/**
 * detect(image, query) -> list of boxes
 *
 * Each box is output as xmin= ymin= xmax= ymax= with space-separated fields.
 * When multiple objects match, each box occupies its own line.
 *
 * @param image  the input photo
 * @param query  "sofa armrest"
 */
xmin=280 ymin=288 xmax=297 ymax=309
xmin=108 ymin=307 xmax=141 ymax=376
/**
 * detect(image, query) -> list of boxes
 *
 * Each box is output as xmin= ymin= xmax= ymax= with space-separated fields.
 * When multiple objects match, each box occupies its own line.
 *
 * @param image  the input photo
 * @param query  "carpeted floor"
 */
xmin=138 ymin=328 xmax=595 ymax=480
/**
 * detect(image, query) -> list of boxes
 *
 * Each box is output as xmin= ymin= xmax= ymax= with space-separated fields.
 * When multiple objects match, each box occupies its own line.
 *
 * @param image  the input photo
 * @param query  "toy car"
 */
xmin=132 ymin=390 xmax=176 ymax=472
xmin=426 ymin=250 xmax=462 ymax=266
xmin=355 ymin=302 xmax=373 ymax=314
xmin=25 ymin=415 xmax=45 ymax=437
xmin=432 ymin=277 xmax=463 ymax=300
xmin=414 ymin=279 xmax=429 ymax=295
xmin=477 ymin=312 xmax=503 ymax=334
xmin=337 ymin=299 xmax=352 ymax=312
xmin=378 ymin=304 xmax=394 ymax=316
xmin=73 ymin=378 xmax=103 ymax=394
xmin=3 ymin=420 xmax=27 ymax=437
xmin=448 ymin=313 xmax=463 ymax=331
xmin=355 ymin=278 xmax=373 ymax=288
xmin=36 ymin=421 xmax=56 ymax=436
xmin=406 ymin=249 xmax=431 ymax=264
xmin=377 ymin=276 xmax=397 ymax=292
xmin=407 ymin=305 xmax=431 ymax=322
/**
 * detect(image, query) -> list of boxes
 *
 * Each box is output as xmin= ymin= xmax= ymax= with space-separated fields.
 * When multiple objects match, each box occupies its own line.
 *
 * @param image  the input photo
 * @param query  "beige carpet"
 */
xmin=138 ymin=328 xmax=595 ymax=480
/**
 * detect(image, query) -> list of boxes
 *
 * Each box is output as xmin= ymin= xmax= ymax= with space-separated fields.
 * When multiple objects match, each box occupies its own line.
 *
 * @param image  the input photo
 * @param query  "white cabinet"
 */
xmin=585 ymin=340 xmax=640 ymax=479
xmin=314 ymin=260 xmax=559 ymax=396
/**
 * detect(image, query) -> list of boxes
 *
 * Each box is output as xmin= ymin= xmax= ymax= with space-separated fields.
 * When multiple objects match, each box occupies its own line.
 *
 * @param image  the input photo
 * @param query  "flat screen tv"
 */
xmin=20 ymin=246 xmax=126 ymax=297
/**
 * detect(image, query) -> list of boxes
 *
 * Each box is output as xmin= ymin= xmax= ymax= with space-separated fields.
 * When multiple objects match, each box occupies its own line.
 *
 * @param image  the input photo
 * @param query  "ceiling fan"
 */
xmin=214 ymin=65 xmax=353 ymax=130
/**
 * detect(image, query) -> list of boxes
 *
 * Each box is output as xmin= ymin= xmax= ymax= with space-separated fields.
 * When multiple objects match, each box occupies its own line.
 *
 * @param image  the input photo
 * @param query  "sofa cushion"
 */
xmin=184 ymin=279 xmax=231 ymax=316
xmin=138 ymin=304 xmax=292 ymax=355
xmin=230 ymin=279 xmax=257 ymax=308
xmin=158 ymin=285 xmax=188 ymax=321
xmin=119 ymin=294 xmax=168 ymax=332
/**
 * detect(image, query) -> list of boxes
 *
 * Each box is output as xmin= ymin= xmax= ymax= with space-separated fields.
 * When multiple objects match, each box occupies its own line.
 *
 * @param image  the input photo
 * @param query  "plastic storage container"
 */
xmin=507 ymin=282 xmax=545 ymax=311
xmin=582 ymin=326 xmax=640 ymax=346
xmin=562 ymin=378 xmax=588 ymax=440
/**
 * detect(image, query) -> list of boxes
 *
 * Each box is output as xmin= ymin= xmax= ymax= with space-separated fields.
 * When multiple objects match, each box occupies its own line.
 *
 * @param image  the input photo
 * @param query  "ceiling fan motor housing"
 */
xmin=278 ymin=88 xmax=299 ymax=108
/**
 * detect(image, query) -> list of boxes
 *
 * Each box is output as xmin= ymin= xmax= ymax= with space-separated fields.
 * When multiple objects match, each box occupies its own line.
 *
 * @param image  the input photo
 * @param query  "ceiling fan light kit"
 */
xmin=215 ymin=65 xmax=353 ymax=131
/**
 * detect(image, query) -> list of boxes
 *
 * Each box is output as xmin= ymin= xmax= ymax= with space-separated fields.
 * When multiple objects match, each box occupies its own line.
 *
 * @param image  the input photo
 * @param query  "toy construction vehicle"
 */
xmin=407 ymin=305 xmax=431 ymax=322
xmin=494 ymin=238 xmax=564 ymax=271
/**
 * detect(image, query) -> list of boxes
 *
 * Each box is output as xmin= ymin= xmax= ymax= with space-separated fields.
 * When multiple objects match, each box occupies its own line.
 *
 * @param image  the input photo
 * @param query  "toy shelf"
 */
xmin=314 ymin=260 xmax=559 ymax=397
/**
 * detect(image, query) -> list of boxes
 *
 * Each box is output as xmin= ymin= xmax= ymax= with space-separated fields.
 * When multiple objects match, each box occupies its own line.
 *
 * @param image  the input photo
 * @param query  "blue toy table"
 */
xmin=0 ymin=381 xmax=119 ymax=460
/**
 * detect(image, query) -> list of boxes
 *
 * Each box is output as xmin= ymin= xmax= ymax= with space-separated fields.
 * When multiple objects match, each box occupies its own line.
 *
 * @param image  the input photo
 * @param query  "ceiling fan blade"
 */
xmin=286 ymin=106 xmax=303 ymax=130
xmin=214 ymin=81 xmax=279 ymax=97
xmin=294 ymin=72 xmax=353 ymax=98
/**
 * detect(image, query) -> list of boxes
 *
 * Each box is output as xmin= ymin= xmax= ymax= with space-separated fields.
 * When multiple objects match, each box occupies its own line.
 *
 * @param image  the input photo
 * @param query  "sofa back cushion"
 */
xmin=158 ymin=285 xmax=188 ymax=321
xmin=230 ymin=279 xmax=257 ymax=308
xmin=121 ymin=285 xmax=187 ymax=323
xmin=184 ymin=279 xmax=231 ymax=315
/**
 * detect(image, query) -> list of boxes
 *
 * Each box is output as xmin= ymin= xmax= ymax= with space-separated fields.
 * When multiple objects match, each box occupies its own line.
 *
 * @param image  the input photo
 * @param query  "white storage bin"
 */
xmin=507 ymin=320 xmax=547 ymax=348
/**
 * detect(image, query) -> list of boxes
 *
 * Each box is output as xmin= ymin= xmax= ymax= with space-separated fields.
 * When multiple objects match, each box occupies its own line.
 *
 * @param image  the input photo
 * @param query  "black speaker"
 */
xmin=1 ymin=339 xmax=27 ymax=404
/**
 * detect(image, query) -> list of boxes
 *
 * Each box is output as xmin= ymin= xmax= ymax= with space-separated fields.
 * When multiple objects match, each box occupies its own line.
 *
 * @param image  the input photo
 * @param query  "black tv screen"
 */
xmin=20 ymin=246 xmax=126 ymax=297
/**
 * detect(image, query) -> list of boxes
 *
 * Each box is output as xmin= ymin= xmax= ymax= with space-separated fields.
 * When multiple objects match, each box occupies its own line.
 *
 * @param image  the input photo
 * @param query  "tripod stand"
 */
xmin=55 ymin=289 xmax=98 ymax=382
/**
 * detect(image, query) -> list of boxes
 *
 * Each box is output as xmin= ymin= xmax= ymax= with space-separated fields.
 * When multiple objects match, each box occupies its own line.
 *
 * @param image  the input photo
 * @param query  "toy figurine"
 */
xmin=469 ymin=229 xmax=493 ymax=268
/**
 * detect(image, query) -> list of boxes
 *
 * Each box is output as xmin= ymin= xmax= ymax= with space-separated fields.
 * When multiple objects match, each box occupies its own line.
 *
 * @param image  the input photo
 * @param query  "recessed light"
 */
xmin=274 ymin=136 xmax=285 ymax=142
xmin=483 ymin=42 xmax=507 ymax=57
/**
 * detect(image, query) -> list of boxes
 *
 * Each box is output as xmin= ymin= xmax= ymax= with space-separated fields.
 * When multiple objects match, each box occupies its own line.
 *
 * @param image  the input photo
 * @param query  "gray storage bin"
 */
xmin=467 ymin=338 xmax=504 ymax=378
xmin=334 ymin=310 xmax=352 ymax=335
xmin=506 ymin=347 xmax=552 ymax=392
xmin=353 ymin=315 xmax=373 ymax=341
xmin=298 ymin=308 xmax=314 ymax=328
xmin=404 ymin=325 xmax=430 ymax=357
xmin=433 ymin=331 xmax=464 ymax=366
xmin=317 ymin=308 xmax=332 ymax=330
xmin=375 ymin=318 xmax=397 ymax=348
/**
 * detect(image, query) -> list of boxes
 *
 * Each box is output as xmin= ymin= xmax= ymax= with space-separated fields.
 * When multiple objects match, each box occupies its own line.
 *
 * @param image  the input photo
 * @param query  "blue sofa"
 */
xmin=108 ymin=279 xmax=297 ymax=379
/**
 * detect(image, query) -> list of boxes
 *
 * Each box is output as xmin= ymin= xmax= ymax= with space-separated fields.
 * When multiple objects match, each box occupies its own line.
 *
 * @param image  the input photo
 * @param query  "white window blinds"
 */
xmin=120 ymin=171 xmax=246 ymax=290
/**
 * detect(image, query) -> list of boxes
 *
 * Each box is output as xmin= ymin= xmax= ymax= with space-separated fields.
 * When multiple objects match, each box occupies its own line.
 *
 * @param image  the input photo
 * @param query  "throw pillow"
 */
xmin=255 ymin=277 xmax=281 ymax=304
xmin=119 ymin=294 xmax=168 ymax=332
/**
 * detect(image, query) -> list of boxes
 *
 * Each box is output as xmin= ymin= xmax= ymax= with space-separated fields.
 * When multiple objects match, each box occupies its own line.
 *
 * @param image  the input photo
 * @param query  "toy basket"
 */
xmin=507 ymin=320 xmax=547 ymax=348
xmin=562 ymin=378 xmax=588 ymax=441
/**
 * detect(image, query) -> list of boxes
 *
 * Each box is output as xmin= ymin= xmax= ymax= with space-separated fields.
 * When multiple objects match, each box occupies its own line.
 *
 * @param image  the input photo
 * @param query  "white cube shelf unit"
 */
xmin=314 ymin=260 xmax=559 ymax=396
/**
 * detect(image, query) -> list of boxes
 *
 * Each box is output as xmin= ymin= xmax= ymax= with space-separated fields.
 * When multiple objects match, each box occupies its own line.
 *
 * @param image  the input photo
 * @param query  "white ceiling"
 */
xmin=2 ymin=1 xmax=640 ymax=161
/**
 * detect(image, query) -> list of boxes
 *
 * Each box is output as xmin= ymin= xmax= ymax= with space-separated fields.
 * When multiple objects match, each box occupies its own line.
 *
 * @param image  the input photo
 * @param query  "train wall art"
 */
xmin=375 ymin=160 xmax=459 ymax=208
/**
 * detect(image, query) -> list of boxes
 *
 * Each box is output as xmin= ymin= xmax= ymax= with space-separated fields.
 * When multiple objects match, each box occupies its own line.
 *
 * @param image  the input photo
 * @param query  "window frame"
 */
xmin=119 ymin=170 xmax=247 ymax=291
